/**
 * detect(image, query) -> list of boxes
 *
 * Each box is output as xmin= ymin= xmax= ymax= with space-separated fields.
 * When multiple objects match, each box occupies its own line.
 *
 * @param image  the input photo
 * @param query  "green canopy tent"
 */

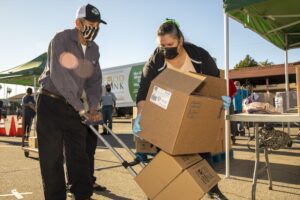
xmin=224 ymin=0 xmax=300 ymax=49
xmin=0 ymin=53 xmax=46 ymax=142
xmin=223 ymin=0 xmax=300 ymax=178
xmin=0 ymin=52 xmax=47 ymax=87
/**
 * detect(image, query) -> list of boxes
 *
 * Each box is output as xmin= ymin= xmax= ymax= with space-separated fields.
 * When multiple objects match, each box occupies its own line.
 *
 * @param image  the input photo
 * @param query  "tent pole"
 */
xmin=224 ymin=12 xmax=230 ymax=178
xmin=33 ymin=76 xmax=37 ymax=136
xmin=34 ymin=76 xmax=37 ymax=96
xmin=284 ymin=34 xmax=290 ymax=134
xmin=3 ymin=84 xmax=5 ymax=99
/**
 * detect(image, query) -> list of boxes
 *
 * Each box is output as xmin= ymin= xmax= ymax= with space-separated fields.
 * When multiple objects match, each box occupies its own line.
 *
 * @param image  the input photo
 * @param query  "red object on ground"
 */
xmin=9 ymin=117 xmax=17 ymax=137
xmin=16 ymin=118 xmax=23 ymax=137
xmin=0 ymin=118 xmax=6 ymax=136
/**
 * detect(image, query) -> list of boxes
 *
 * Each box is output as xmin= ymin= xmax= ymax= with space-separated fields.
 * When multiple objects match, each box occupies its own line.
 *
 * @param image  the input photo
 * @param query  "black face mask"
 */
xmin=160 ymin=46 xmax=179 ymax=59
xmin=106 ymin=88 xmax=111 ymax=92
xmin=80 ymin=24 xmax=99 ymax=42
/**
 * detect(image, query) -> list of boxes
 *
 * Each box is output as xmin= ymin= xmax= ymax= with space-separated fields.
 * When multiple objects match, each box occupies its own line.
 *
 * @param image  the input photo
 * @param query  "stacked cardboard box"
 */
xmin=135 ymin=151 xmax=220 ymax=200
xmin=139 ymin=68 xmax=226 ymax=155
xmin=134 ymin=68 xmax=225 ymax=199
xmin=132 ymin=117 xmax=158 ymax=154
xmin=135 ymin=136 xmax=158 ymax=154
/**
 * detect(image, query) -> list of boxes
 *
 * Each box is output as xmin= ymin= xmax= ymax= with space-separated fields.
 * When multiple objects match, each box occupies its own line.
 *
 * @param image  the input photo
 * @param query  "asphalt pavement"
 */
xmin=0 ymin=117 xmax=299 ymax=200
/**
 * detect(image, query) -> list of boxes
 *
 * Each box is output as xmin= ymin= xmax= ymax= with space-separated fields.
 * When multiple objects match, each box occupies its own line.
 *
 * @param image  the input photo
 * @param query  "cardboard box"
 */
xmin=211 ymin=125 xmax=225 ymax=154
xmin=140 ymin=68 xmax=226 ymax=155
xmin=155 ymin=160 xmax=220 ymax=200
xmin=211 ymin=116 xmax=232 ymax=154
xmin=133 ymin=118 xmax=158 ymax=154
xmin=135 ymin=137 xmax=158 ymax=154
xmin=135 ymin=151 xmax=220 ymax=200
xmin=29 ymin=136 xmax=38 ymax=149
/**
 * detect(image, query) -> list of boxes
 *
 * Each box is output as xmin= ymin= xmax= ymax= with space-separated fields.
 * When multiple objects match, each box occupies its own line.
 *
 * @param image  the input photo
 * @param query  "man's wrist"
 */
xmin=89 ymin=108 xmax=98 ymax=114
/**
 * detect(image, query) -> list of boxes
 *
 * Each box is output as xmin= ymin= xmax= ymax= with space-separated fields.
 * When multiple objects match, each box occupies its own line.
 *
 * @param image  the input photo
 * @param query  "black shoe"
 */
xmin=231 ymin=136 xmax=236 ymax=145
xmin=287 ymin=141 xmax=293 ymax=148
xmin=71 ymin=196 xmax=95 ymax=200
xmin=239 ymin=130 xmax=245 ymax=136
xmin=207 ymin=187 xmax=228 ymax=200
xmin=93 ymin=183 xmax=107 ymax=192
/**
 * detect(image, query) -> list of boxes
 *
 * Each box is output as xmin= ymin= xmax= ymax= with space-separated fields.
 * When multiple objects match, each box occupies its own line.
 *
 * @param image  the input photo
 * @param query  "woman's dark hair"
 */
xmin=26 ymin=87 xmax=33 ymax=94
xmin=157 ymin=19 xmax=184 ymax=42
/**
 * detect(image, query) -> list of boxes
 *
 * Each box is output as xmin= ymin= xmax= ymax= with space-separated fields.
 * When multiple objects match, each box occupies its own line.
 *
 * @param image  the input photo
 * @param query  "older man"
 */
xmin=37 ymin=4 xmax=106 ymax=200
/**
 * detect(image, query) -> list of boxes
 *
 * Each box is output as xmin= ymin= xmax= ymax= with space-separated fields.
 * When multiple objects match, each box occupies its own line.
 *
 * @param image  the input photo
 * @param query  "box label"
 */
xmin=187 ymin=102 xmax=202 ymax=119
xmin=196 ymin=166 xmax=215 ymax=185
xmin=177 ymin=155 xmax=201 ymax=167
xmin=150 ymin=86 xmax=172 ymax=110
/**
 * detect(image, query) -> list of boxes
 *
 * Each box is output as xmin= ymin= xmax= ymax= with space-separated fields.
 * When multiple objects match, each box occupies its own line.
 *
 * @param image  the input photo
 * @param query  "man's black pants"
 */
xmin=36 ymin=94 xmax=93 ymax=200
xmin=86 ymin=125 xmax=98 ymax=184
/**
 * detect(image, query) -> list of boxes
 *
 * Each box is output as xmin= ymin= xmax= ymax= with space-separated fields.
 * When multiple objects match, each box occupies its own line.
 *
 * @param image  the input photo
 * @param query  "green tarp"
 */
xmin=224 ymin=0 xmax=300 ymax=50
xmin=0 ymin=53 xmax=47 ymax=86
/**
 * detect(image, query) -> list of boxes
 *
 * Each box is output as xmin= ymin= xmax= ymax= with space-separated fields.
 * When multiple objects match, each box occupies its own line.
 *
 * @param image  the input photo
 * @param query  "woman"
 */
xmin=134 ymin=19 xmax=228 ymax=200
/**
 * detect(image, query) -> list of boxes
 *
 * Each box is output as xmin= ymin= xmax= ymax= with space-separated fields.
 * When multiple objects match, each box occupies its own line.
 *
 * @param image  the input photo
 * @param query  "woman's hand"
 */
xmin=133 ymin=113 xmax=142 ymax=134
xmin=222 ymin=96 xmax=231 ymax=110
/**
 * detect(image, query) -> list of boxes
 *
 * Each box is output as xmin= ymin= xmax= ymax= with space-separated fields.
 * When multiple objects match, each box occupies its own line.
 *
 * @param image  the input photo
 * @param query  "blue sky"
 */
xmin=0 ymin=0 xmax=299 ymax=72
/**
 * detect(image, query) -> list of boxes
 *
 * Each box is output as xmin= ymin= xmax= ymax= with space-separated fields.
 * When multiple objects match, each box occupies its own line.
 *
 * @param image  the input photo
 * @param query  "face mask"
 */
xmin=160 ymin=46 xmax=179 ymax=59
xmin=106 ymin=88 xmax=111 ymax=92
xmin=80 ymin=24 xmax=99 ymax=41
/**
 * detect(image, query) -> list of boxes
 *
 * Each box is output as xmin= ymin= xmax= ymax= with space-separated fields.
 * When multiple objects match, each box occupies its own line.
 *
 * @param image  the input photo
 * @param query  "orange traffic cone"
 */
xmin=16 ymin=118 xmax=23 ymax=137
xmin=0 ymin=118 xmax=6 ymax=136
xmin=9 ymin=117 xmax=17 ymax=137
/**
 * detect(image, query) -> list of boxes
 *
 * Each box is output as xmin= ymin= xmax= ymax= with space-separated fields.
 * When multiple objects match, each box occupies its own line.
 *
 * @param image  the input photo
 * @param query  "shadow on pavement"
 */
xmin=233 ymin=147 xmax=300 ymax=157
xmin=94 ymin=190 xmax=133 ymax=200
xmin=215 ymin=158 xmax=300 ymax=185
xmin=230 ymin=177 xmax=300 ymax=196
xmin=97 ymin=134 xmax=135 ymax=149
xmin=0 ymin=138 xmax=22 ymax=146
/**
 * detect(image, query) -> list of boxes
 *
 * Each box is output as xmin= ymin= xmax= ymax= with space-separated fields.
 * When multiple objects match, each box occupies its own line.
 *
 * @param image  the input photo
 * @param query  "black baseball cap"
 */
xmin=76 ymin=4 xmax=107 ymax=24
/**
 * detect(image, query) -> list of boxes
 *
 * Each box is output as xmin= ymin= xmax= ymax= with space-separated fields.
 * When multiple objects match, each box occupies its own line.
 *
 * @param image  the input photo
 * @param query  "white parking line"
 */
xmin=0 ymin=189 xmax=32 ymax=199
xmin=96 ymin=149 xmax=106 ymax=152
xmin=0 ymin=145 xmax=20 ymax=148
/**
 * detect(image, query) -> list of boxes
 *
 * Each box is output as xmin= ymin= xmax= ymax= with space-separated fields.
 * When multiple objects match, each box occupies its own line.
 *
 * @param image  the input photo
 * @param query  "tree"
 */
xmin=259 ymin=59 xmax=274 ymax=67
xmin=234 ymin=54 xmax=258 ymax=69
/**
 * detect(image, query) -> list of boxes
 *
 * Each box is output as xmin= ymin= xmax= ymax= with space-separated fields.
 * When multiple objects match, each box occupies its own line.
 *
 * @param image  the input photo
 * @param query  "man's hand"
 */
xmin=87 ymin=109 xmax=102 ymax=122
xmin=79 ymin=109 xmax=103 ymax=125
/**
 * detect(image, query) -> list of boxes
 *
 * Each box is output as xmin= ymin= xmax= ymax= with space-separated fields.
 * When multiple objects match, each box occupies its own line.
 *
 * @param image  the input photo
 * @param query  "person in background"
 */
xmin=228 ymin=80 xmax=237 ymax=144
xmin=21 ymin=88 xmax=36 ymax=146
xmin=100 ymin=84 xmax=116 ymax=135
xmin=134 ymin=19 xmax=228 ymax=200
xmin=16 ymin=106 xmax=22 ymax=120
xmin=233 ymin=81 xmax=248 ymax=139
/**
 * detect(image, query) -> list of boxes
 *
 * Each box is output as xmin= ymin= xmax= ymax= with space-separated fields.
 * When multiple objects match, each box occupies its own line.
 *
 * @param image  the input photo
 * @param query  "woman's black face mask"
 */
xmin=160 ymin=46 xmax=179 ymax=59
